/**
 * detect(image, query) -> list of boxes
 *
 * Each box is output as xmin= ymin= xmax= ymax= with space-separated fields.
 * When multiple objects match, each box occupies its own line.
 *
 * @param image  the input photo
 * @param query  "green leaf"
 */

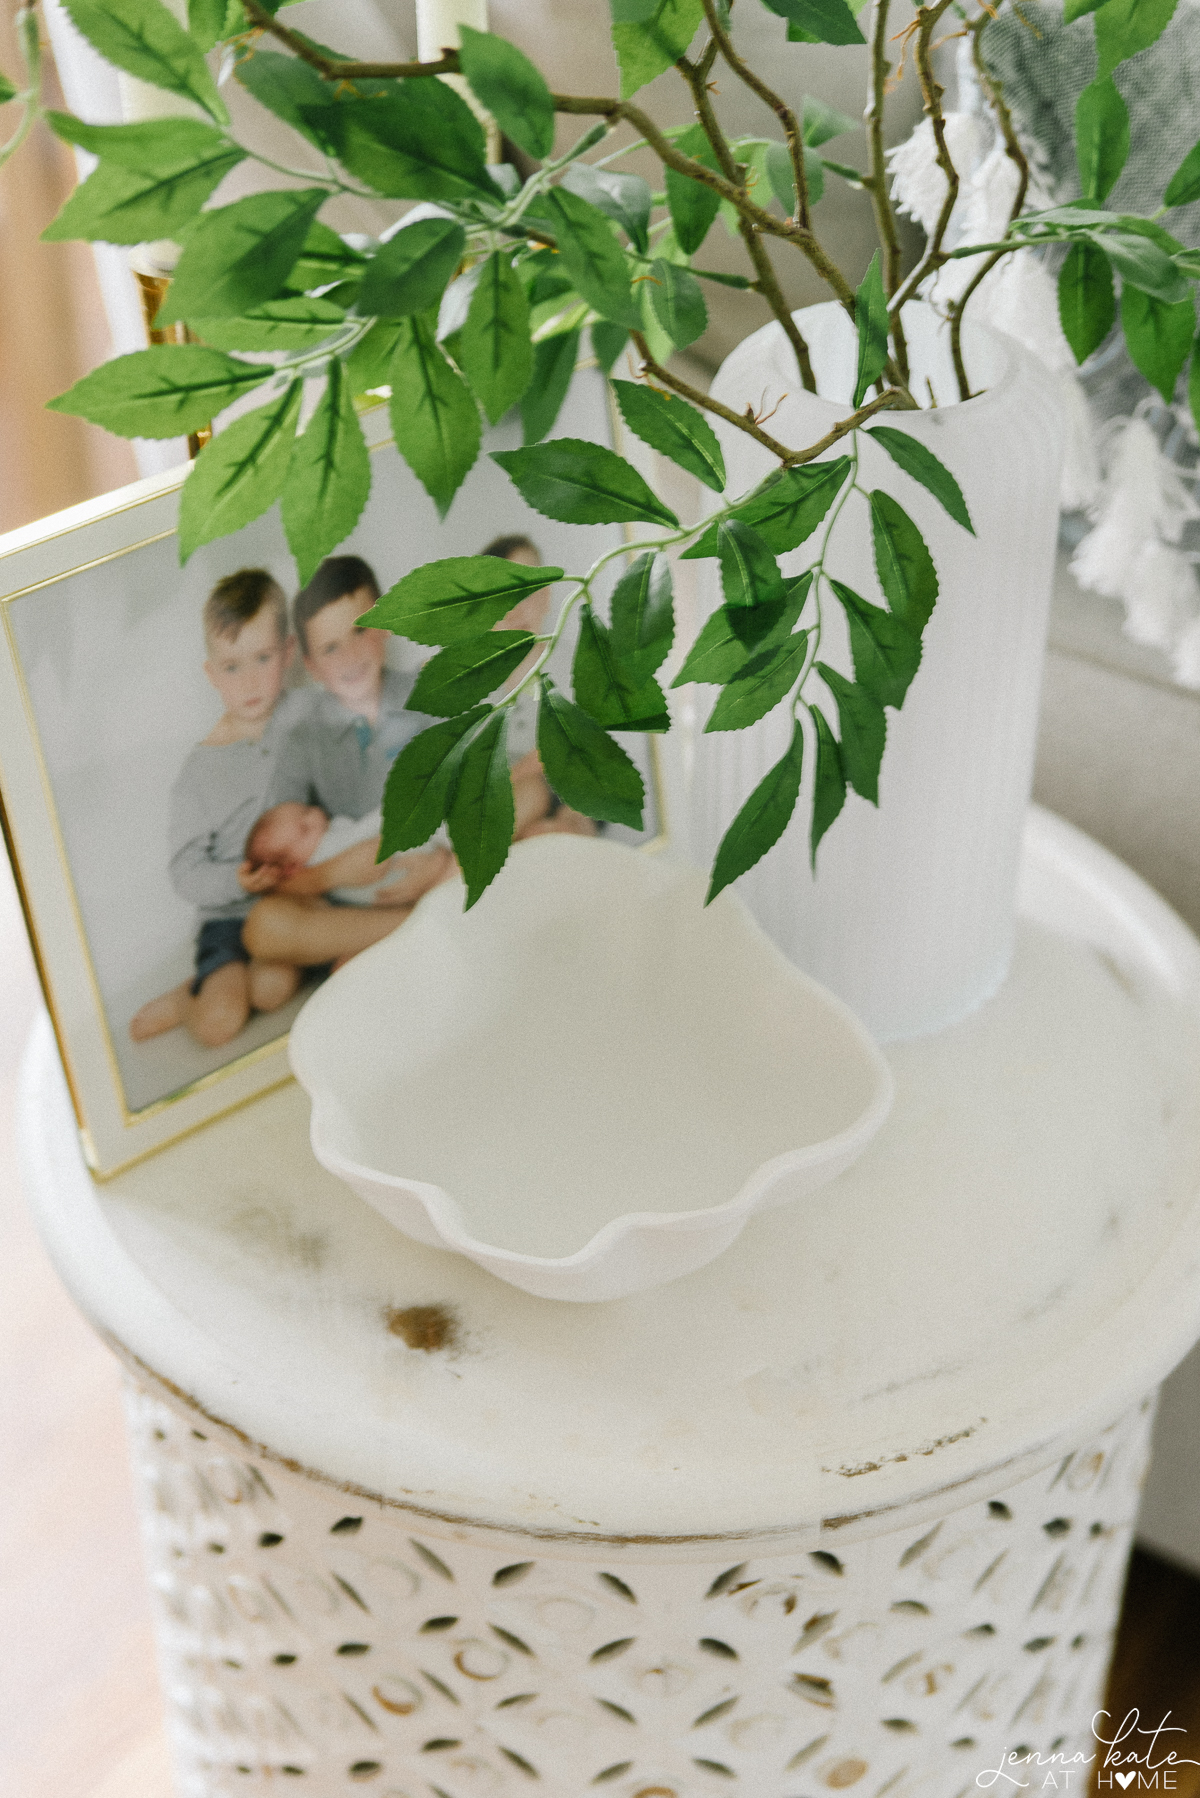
xmin=802 ymin=95 xmax=857 ymax=146
xmin=718 ymin=519 xmax=785 ymax=612
xmin=235 ymin=51 xmax=345 ymax=152
xmin=609 ymin=551 xmax=674 ymax=682
xmin=1057 ymin=240 xmax=1116 ymax=364
xmin=1089 ymin=228 xmax=1190 ymax=303
xmin=572 ymin=605 xmax=670 ymax=730
xmin=191 ymin=295 xmax=347 ymax=352
xmin=458 ymin=250 xmax=534 ymax=425
xmin=306 ymin=79 xmax=504 ymax=204
xmin=41 ymin=140 xmax=246 ymax=245
xmin=648 ymin=257 xmax=708 ymax=349
xmin=284 ymin=219 xmax=366 ymax=294
xmin=189 ymin=0 xmax=242 ymax=50
xmin=280 ymin=362 xmax=370 ymax=585
xmin=869 ymin=491 xmax=939 ymax=633
xmin=1120 ymin=285 xmax=1195 ymax=402
xmin=853 ymin=250 xmax=889 ymax=406
xmin=492 ymin=438 xmax=678 ymax=528
xmin=380 ymin=709 xmax=486 ymax=854
xmin=537 ymin=679 xmax=645 ymax=827
xmin=356 ymin=217 xmax=466 ymax=319
xmin=47 ymin=344 xmax=271 ymax=437
xmin=447 ymin=712 xmax=515 ymax=909
xmin=521 ymin=329 xmax=580 ymax=445
xmin=362 ymin=555 xmax=563 ymax=645
xmin=816 ymin=662 xmax=885 ymax=803
xmin=706 ymin=718 xmax=804 ymax=903
xmin=1094 ymin=0 xmax=1178 ymax=78
xmin=1076 ymin=78 xmax=1129 ymax=204
xmin=388 ymin=311 xmax=481 ymax=517
xmin=611 ymin=380 xmax=726 ymax=492
xmin=560 ymin=162 xmax=652 ymax=255
xmin=412 ymin=632 xmax=536 ymax=716
xmin=665 ymin=123 xmax=722 ymax=255
xmin=1190 ymin=335 xmax=1200 ymax=442
xmin=683 ymin=458 xmax=850 ymax=558
xmin=178 ymin=382 xmax=301 ymax=563
xmin=705 ymin=632 xmax=809 ymax=732
xmin=344 ymin=319 xmax=406 ymax=392
xmin=593 ymin=321 xmax=630 ymax=374
xmin=808 ymin=706 xmax=846 ymax=866
xmin=45 ymin=111 xmax=230 ymax=168
xmin=821 ymin=157 xmax=865 ymax=189
xmin=611 ymin=0 xmax=705 ymax=99
xmin=61 ymin=0 xmax=227 ymax=123
xmin=673 ymin=572 xmax=811 ymax=686
xmin=1064 ymin=0 xmax=1104 ymax=18
xmin=457 ymin=24 xmax=555 ymax=160
xmin=543 ymin=186 xmax=641 ymax=328
xmin=760 ymin=0 xmax=865 ymax=44
xmin=866 ymin=427 xmax=973 ymax=532
xmin=829 ymin=577 xmax=921 ymax=710
xmin=1165 ymin=136 xmax=1200 ymax=209
xmin=157 ymin=188 xmax=328 ymax=324
xmin=0 ymin=71 xmax=16 ymax=104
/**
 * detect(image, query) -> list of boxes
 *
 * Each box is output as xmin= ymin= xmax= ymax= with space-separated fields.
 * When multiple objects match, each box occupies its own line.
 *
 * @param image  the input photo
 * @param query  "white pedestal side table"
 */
xmin=18 ymin=809 xmax=1200 ymax=1798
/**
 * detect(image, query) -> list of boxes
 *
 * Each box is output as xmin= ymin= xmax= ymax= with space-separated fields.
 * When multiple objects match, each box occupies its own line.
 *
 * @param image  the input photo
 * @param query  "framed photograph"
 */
xmin=0 ymin=366 xmax=666 ymax=1177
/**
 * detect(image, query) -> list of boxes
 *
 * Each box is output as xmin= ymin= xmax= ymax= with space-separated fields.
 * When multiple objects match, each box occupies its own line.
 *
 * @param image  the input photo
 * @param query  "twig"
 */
xmin=862 ymin=0 xmax=909 ymax=385
xmin=946 ymin=6 xmax=1031 ymax=400
xmin=241 ymin=0 xmax=459 ymax=77
xmin=887 ymin=0 xmax=962 ymax=316
xmin=698 ymin=0 xmax=812 ymax=233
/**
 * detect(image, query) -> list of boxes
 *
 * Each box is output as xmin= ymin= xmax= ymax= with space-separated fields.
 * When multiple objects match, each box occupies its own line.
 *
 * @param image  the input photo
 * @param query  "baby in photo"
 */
xmin=242 ymin=802 xmax=454 ymax=911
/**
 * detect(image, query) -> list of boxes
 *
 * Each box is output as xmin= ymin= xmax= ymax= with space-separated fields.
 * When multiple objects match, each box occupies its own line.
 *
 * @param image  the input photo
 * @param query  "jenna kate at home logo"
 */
xmin=976 ymin=1713 xmax=1200 ymax=1790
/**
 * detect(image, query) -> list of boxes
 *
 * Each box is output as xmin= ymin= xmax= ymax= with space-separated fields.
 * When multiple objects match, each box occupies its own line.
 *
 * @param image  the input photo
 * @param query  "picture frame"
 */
xmin=0 ymin=367 xmax=667 ymax=1178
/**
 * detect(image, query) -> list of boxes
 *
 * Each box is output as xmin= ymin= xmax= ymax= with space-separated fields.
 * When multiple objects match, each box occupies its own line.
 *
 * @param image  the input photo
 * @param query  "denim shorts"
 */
xmin=191 ymin=916 xmax=250 ymax=994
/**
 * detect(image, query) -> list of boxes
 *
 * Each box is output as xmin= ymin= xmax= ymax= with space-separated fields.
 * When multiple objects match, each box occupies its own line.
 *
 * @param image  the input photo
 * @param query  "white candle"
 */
xmin=415 ymin=0 xmax=489 ymax=62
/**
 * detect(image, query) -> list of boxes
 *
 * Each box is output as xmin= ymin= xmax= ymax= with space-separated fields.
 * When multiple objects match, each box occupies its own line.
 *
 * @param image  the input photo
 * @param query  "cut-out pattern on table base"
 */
xmin=124 ymin=1382 xmax=1155 ymax=1798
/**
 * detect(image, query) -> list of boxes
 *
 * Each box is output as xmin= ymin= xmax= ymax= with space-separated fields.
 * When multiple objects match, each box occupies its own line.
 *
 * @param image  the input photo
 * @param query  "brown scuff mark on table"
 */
xmin=385 ymin=1303 xmax=459 ymax=1352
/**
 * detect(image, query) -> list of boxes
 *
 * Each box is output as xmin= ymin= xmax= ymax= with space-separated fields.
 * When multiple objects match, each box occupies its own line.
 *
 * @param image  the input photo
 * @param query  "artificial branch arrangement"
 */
xmin=5 ymin=0 xmax=1200 ymax=907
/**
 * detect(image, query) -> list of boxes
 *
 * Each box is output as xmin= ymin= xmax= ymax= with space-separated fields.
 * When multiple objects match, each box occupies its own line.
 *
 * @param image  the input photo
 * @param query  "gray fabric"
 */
xmin=266 ymin=664 xmax=433 ymax=821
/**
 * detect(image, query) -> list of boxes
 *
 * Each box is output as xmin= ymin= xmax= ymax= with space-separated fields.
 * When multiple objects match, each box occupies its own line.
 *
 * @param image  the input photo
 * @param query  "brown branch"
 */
xmin=241 ymin=0 xmax=459 ymax=77
xmin=946 ymin=6 xmax=1032 ymax=400
xmin=698 ymin=0 xmax=812 ymax=233
xmin=888 ymin=0 xmax=962 ymax=317
xmin=631 ymin=331 xmax=908 ymax=467
xmin=862 ymin=0 xmax=910 ymax=386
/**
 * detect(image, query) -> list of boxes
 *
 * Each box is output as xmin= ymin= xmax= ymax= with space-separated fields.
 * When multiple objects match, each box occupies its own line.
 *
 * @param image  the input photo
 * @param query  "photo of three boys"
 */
xmin=131 ymin=542 xmax=596 ymax=1053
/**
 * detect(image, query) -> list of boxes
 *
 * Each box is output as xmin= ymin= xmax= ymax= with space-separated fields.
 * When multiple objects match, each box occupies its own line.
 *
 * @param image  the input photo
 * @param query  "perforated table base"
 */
xmin=126 ymin=1380 xmax=1153 ymax=1798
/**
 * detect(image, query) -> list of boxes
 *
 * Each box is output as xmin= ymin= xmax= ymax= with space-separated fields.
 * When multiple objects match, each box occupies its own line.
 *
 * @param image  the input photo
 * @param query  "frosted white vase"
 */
xmin=685 ymin=302 xmax=1064 ymax=1040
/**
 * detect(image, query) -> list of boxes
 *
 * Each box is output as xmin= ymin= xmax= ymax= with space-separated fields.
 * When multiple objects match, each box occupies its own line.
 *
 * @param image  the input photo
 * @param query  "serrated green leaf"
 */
xmin=802 ymin=95 xmax=857 ymax=146
xmin=458 ymin=250 xmax=534 ymax=426
xmin=157 ymin=188 xmax=328 ymax=324
xmin=457 ymin=24 xmax=555 ymax=160
xmin=648 ymin=257 xmax=707 ymax=349
xmin=828 ymin=577 xmax=921 ymax=710
xmin=760 ymin=0 xmax=865 ymax=44
xmin=192 ymin=295 xmax=347 ymax=353
xmin=62 ymin=0 xmax=227 ymax=122
xmin=41 ymin=141 xmax=245 ymax=244
xmin=235 ymin=50 xmax=345 ymax=152
xmin=572 ymin=605 xmax=670 ymax=730
xmin=560 ymin=162 xmax=652 ymax=255
xmin=381 ymin=708 xmax=487 ymax=855
xmin=609 ymin=551 xmax=674 ymax=682
xmin=821 ymin=157 xmax=865 ymax=189
xmin=343 ymin=320 xmax=405 ymax=393
xmin=1076 ymin=78 xmax=1129 ymax=204
xmin=1064 ymin=0 xmax=1104 ymax=17
xmin=705 ymin=631 xmax=809 ymax=732
xmin=683 ymin=458 xmax=850 ymax=558
xmin=673 ymin=571 xmax=811 ymax=686
xmin=283 ymin=219 xmax=366 ymax=294
xmin=612 ymin=380 xmax=725 ymax=492
xmin=521 ymin=329 xmax=580 ymax=445
xmin=305 ymin=80 xmax=504 ymax=204
xmin=538 ymin=679 xmax=645 ymax=827
xmin=357 ymin=217 xmax=466 ymax=319
xmin=1165 ymin=137 xmax=1200 ymax=209
xmin=1057 ymin=240 xmax=1116 ymax=363
xmin=808 ymin=705 xmax=846 ymax=866
xmin=593 ymin=321 xmax=630 ymax=374
xmin=388 ymin=311 xmax=481 ymax=517
xmin=706 ymin=718 xmax=804 ymax=903
xmin=363 ymin=555 xmax=563 ymax=646
xmin=1088 ymin=228 xmax=1189 ymax=303
xmin=869 ymin=491 xmax=938 ymax=633
xmin=816 ymin=662 xmax=885 ymax=803
xmin=1120 ymin=285 xmax=1195 ymax=402
xmin=280 ymin=362 xmax=370 ymax=584
xmin=0 ymin=71 xmax=16 ymax=103
xmin=1094 ymin=0 xmax=1178 ymax=78
xmin=188 ymin=0 xmax=236 ymax=51
xmin=853 ymin=250 xmax=889 ymax=406
xmin=45 ymin=111 xmax=229 ymax=168
xmin=493 ymin=438 xmax=678 ymax=528
xmin=412 ymin=632 xmax=535 ymax=716
xmin=47 ymin=344 xmax=271 ymax=437
xmin=611 ymin=0 xmax=705 ymax=98
xmin=718 ymin=519 xmax=785 ymax=612
xmin=447 ymin=711 xmax=514 ymax=909
xmin=543 ymin=187 xmax=640 ymax=329
xmin=178 ymin=382 xmax=301 ymax=562
xmin=665 ymin=122 xmax=722 ymax=255
xmin=866 ymin=427 xmax=973 ymax=533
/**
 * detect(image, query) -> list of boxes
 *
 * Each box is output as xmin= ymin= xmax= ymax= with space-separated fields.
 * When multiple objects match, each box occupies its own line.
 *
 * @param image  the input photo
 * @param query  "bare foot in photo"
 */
xmin=129 ymin=982 xmax=190 ymax=1042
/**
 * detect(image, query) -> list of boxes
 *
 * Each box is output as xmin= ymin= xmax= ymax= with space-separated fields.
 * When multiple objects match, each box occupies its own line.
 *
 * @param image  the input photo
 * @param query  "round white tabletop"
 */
xmin=19 ymin=808 xmax=1200 ymax=1556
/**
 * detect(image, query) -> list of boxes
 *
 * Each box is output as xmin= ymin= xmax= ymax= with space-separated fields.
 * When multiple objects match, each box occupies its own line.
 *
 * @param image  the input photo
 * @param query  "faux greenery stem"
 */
xmin=697 ymin=0 xmax=813 ymax=234
xmin=0 ymin=6 xmax=40 ymax=171
xmin=887 ymin=0 xmax=963 ymax=333
xmin=863 ymin=0 xmax=909 ymax=385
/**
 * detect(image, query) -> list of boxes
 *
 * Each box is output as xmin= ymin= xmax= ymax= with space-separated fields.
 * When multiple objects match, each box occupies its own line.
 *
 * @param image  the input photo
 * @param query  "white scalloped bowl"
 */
xmin=289 ymin=836 xmax=894 ymax=1302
